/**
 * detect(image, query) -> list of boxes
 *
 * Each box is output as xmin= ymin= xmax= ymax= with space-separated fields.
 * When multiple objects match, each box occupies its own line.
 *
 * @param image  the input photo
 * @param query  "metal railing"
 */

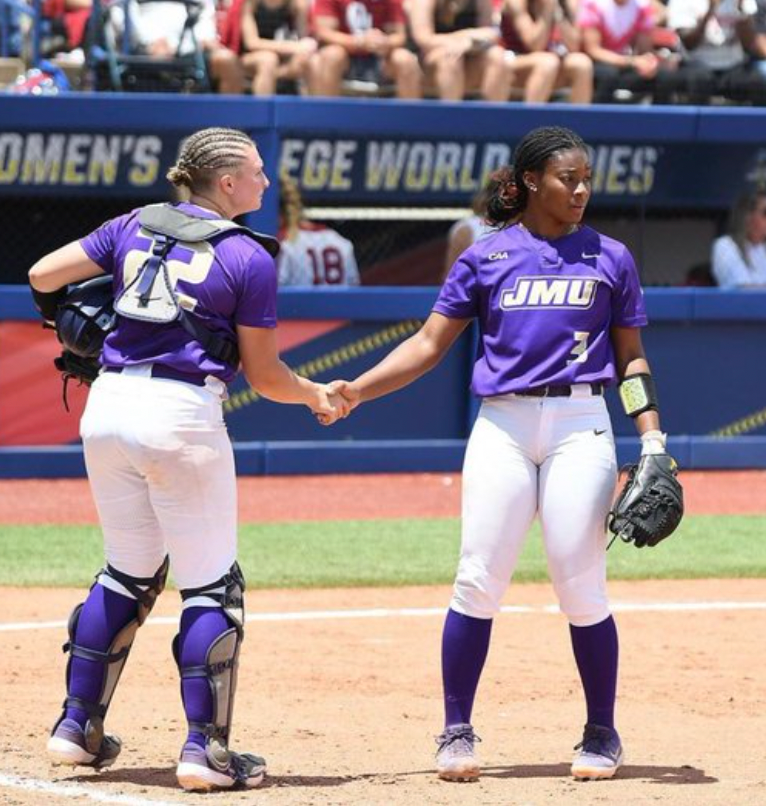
xmin=0 ymin=0 xmax=41 ymax=64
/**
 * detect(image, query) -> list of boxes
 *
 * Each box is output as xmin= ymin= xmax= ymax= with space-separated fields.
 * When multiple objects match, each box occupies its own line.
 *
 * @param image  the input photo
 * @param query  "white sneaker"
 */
xmin=435 ymin=723 xmax=481 ymax=781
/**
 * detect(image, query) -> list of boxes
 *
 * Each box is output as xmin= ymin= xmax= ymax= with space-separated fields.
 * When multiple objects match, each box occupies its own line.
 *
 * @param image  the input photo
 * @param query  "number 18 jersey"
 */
xmin=277 ymin=222 xmax=360 ymax=287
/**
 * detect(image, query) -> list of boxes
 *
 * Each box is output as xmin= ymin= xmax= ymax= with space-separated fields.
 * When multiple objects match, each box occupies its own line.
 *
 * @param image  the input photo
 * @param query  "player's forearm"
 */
xmin=619 ymin=356 xmax=662 ymax=436
xmin=353 ymin=334 xmax=445 ymax=403
xmin=248 ymin=360 xmax=321 ymax=406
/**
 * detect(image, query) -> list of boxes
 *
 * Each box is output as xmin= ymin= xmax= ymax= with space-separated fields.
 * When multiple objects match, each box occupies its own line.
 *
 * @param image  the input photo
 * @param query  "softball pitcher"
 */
xmin=29 ymin=127 xmax=345 ymax=792
xmin=330 ymin=126 xmax=675 ymax=782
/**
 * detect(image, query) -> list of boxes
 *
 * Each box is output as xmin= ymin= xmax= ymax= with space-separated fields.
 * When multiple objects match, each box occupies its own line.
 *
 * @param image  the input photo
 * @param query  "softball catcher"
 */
xmin=29 ymin=127 xmax=346 ymax=792
xmin=329 ymin=126 xmax=682 ymax=782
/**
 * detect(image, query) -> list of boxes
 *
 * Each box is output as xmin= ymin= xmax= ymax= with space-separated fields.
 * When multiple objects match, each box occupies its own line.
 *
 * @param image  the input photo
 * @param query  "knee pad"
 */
xmin=100 ymin=555 xmax=170 ymax=625
xmin=56 ymin=556 xmax=169 ymax=752
xmin=174 ymin=562 xmax=246 ymax=746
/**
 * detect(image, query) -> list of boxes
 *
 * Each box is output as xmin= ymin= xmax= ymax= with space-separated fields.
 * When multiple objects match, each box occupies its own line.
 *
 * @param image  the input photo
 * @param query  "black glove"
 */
xmin=607 ymin=453 xmax=684 ymax=548
xmin=53 ymin=350 xmax=101 ymax=411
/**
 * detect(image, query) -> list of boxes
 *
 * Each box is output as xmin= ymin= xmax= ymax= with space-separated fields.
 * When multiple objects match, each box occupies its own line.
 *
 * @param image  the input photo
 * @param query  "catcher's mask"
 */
xmin=55 ymin=275 xmax=116 ymax=359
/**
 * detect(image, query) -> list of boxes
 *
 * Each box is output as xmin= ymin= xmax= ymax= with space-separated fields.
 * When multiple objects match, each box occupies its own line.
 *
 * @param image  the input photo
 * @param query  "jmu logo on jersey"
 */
xmin=500 ymin=276 xmax=598 ymax=310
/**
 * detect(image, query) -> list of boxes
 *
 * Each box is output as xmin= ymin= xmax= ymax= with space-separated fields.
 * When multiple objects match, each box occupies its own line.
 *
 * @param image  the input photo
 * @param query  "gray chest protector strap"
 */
xmin=115 ymin=204 xmax=279 ymax=370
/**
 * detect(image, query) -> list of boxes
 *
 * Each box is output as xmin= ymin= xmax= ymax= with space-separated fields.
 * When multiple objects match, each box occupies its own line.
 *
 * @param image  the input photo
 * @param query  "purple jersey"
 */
xmin=434 ymin=223 xmax=647 ymax=397
xmin=80 ymin=202 xmax=277 ymax=384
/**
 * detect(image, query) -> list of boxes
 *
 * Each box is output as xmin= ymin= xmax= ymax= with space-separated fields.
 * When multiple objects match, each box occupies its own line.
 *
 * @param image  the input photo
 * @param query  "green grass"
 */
xmin=1 ymin=515 xmax=764 ymax=588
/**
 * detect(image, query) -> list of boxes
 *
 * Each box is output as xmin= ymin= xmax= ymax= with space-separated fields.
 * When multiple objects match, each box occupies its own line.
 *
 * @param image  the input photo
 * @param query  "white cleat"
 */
xmin=571 ymin=723 xmax=624 ymax=780
xmin=435 ymin=723 xmax=481 ymax=782
xmin=176 ymin=741 xmax=266 ymax=792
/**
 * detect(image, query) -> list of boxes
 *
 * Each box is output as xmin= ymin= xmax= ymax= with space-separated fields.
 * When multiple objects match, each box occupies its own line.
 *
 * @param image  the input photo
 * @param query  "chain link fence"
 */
xmin=0 ymin=196 xmax=726 ymax=287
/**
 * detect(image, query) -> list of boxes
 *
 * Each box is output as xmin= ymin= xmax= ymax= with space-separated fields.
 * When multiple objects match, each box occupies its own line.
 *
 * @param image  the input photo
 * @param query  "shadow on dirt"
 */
xmin=65 ymin=766 xmax=376 ymax=790
xmin=481 ymin=763 xmax=718 ymax=784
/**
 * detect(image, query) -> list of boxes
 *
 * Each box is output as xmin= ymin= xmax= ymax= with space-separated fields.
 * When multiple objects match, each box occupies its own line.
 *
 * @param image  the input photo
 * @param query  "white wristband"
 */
xmin=640 ymin=429 xmax=667 ymax=456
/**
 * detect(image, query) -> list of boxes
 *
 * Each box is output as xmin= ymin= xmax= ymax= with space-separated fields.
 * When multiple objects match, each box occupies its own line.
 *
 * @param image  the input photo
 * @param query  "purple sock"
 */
xmin=178 ymin=607 xmax=232 ymax=749
xmin=441 ymin=608 xmax=492 ymax=728
xmin=569 ymin=615 xmax=619 ymax=730
xmin=65 ymin=583 xmax=139 ymax=727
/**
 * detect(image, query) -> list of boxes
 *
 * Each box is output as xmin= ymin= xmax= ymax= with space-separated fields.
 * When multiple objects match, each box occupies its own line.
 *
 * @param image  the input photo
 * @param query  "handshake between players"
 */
xmin=315 ymin=380 xmax=361 ymax=426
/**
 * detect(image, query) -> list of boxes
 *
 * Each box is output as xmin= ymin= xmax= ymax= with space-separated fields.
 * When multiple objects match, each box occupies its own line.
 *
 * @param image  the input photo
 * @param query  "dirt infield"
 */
xmin=1 ymin=472 xmax=765 ymax=805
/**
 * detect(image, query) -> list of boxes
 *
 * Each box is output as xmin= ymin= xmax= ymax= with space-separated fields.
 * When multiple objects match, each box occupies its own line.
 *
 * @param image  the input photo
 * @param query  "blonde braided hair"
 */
xmin=167 ymin=128 xmax=255 ymax=192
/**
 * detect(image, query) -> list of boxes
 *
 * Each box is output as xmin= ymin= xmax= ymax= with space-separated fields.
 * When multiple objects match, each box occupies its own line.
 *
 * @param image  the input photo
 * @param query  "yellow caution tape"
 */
xmin=709 ymin=406 xmax=766 ymax=437
xmin=223 ymin=318 xmax=423 ymax=415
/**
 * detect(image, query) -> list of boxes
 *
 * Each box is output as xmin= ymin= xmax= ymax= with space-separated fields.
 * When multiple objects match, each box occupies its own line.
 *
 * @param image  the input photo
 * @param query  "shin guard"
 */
xmin=53 ymin=556 xmax=169 ymax=752
xmin=174 ymin=562 xmax=245 ymax=751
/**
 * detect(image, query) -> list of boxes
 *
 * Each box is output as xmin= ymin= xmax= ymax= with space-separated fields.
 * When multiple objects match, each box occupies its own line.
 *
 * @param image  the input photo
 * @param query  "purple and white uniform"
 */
xmin=435 ymin=223 xmax=647 ymax=626
xmin=77 ymin=202 xmax=277 ymax=591
xmin=81 ymin=201 xmax=277 ymax=385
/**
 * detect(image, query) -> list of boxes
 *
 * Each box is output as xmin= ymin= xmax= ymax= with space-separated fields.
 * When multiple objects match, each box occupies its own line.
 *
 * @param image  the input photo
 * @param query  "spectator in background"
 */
xmin=409 ymin=0 xmax=562 ymax=101
xmin=752 ymin=0 xmax=766 ymax=76
xmin=578 ymin=0 xmax=686 ymax=102
xmin=711 ymin=188 xmax=766 ymax=287
xmin=239 ymin=0 xmax=317 ymax=94
xmin=126 ymin=0 xmax=243 ymax=93
xmin=668 ymin=0 xmax=766 ymax=104
xmin=41 ymin=0 xmax=91 ymax=57
xmin=310 ymin=0 xmax=423 ymax=98
xmin=442 ymin=172 xmax=501 ymax=279
xmin=278 ymin=175 xmax=361 ymax=286
xmin=500 ymin=0 xmax=595 ymax=103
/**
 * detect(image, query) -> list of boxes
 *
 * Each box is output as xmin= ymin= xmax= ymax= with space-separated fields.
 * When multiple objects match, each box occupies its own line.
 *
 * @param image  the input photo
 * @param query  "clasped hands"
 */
xmin=310 ymin=380 xmax=360 ymax=426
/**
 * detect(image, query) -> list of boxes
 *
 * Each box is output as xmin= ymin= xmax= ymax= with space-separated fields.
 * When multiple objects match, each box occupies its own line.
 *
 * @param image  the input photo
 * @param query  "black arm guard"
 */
xmin=618 ymin=373 xmax=659 ymax=418
xmin=31 ymin=285 xmax=68 ymax=321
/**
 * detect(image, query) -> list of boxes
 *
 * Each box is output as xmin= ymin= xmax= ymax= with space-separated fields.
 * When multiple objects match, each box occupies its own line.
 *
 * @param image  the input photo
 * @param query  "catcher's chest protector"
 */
xmin=114 ymin=204 xmax=279 ymax=367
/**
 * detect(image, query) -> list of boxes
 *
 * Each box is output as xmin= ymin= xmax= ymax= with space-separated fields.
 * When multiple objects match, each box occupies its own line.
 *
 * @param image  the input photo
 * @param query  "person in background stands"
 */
xmin=711 ymin=188 xmax=766 ymax=287
xmin=578 ymin=0 xmax=687 ymax=102
xmin=751 ymin=0 xmax=766 ymax=78
xmin=409 ymin=0 xmax=562 ymax=101
xmin=239 ymin=0 xmax=318 ymax=95
xmin=126 ymin=0 xmax=243 ymax=92
xmin=277 ymin=174 xmax=361 ymax=286
xmin=667 ymin=0 xmax=766 ymax=104
xmin=310 ymin=0 xmax=423 ymax=98
xmin=41 ymin=0 xmax=92 ymax=57
xmin=500 ymin=0 xmax=595 ymax=103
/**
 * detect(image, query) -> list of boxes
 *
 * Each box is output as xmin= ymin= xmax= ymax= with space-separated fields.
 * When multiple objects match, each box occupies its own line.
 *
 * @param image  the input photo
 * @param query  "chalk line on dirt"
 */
xmin=1 ymin=600 xmax=765 ymax=633
xmin=0 ymin=771 xmax=177 ymax=805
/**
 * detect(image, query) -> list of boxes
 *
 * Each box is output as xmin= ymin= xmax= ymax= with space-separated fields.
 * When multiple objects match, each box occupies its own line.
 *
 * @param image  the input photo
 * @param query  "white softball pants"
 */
xmin=80 ymin=367 xmax=236 ymax=592
xmin=452 ymin=386 xmax=618 ymax=627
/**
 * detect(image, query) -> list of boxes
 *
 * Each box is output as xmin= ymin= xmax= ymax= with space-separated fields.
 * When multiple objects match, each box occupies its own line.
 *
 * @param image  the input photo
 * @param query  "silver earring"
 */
xmin=527 ymin=184 xmax=537 ymax=192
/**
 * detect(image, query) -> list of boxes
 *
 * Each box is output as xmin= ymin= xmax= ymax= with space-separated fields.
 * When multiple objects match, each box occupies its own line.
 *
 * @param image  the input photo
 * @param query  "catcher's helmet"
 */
xmin=55 ymin=275 xmax=116 ymax=359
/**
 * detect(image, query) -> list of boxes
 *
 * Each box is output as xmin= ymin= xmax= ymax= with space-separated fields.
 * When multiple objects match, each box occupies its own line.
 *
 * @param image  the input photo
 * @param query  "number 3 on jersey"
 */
xmin=568 ymin=331 xmax=590 ymax=364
